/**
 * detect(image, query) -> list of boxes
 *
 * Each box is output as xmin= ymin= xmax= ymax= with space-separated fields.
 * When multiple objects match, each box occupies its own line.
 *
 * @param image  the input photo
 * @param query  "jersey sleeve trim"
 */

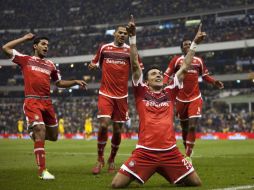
xmin=11 ymin=49 xmax=25 ymax=61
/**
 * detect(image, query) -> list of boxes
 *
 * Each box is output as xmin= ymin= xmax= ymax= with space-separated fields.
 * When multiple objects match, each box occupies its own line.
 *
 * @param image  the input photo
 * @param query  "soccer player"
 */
xmin=17 ymin=117 xmax=24 ymax=139
xmin=84 ymin=114 xmax=93 ymax=140
xmin=88 ymin=25 xmax=143 ymax=174
xmin=58 ymin=117 xmax=65 ymax=139
xmin=163 ymin=37 xmax=224 ymax=161
xmin=2 ymin=33 xmax=87 ymax=180
xmin=111 ymin=16 xmax=204 ymax=188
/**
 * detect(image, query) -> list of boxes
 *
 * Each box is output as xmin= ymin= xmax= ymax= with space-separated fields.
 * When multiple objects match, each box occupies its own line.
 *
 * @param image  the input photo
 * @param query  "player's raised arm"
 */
xmin=176 ymin=24 xmax=206 ymax=82
xmin=126 ymin=15 xmax=142 ymax=83
xmin=2 ymin=33 xmax=35 ymax=58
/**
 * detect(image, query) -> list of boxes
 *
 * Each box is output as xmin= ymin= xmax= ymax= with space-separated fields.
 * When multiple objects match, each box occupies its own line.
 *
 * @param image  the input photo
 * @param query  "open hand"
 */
xmin=75 ymin=80 xmax=87 ymax=89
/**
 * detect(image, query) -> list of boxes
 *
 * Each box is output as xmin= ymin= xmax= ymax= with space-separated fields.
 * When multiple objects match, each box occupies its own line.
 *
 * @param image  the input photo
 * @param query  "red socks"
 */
xmin=97 ymin=128 xmax=108 ymax=161
xmin=182 ymin=126 xmax=189 ymax=149
xmin=185 ymin=130 xmax=196 ymax=157
xmin=34 ymin=141 xmax=45 ymax=175
xmin=108 ymin=132 xmax=121 ymax=163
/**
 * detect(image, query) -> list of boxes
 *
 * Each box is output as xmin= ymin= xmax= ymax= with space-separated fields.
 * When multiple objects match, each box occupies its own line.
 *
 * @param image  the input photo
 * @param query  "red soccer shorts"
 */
xmin=176 ymin=98 xmax=203 ymax=120
xmin=97 ymin=94 xmax=128 ymax=122
xmin=23 ymin=98 xmax=58 ymax=127
xmin=119 ymin=147 xmax=194 ymax=184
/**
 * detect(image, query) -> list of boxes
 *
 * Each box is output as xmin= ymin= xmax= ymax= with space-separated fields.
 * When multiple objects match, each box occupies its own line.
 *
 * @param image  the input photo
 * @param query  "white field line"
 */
xmin=36 ymin=152 xmax=254 ymax=158
xmin=211 ymin=185 xmax=254 ymax=190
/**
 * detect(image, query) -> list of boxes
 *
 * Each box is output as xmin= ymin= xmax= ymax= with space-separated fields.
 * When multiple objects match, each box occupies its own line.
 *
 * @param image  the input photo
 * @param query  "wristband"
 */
xmin=190 ymin=42 xmax=197 ymax=51
xmin=129 ymin=36 xmax=136 ymax=45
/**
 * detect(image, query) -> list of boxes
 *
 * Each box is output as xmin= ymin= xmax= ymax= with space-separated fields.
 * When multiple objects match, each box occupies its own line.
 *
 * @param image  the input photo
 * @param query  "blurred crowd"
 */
xmin=1 ymin=95 xmax=254 ymax=134
xmin=1 ymin=47 xmax=254 ymax=88
xmin=1 ymin=0 xmax=251 ymax=28
xmin=0 ymin=1 xmax=254 ymax=58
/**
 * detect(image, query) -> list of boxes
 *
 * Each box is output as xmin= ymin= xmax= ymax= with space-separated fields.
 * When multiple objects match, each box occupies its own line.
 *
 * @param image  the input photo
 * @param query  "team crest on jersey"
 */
xmin=34 ymin=114 xmax=39 ymax=120
xmin=128 ymin=160 xmax=135 ymax=167
xmin=197 ymin=107 xmax=201 ymax=115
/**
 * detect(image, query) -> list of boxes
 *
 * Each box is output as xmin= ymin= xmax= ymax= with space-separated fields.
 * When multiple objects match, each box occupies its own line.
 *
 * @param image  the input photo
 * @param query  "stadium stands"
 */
xmin=0 ymin=0 xmax=253 ymax=134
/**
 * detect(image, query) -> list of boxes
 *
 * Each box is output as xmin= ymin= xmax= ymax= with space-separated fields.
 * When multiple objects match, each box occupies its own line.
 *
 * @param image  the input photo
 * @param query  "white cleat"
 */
xmin=39 ymin=169 xmax=55 ymax=180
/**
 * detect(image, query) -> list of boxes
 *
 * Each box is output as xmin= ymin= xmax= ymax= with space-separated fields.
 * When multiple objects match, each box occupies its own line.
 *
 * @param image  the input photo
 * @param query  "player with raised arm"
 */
xmin=2 ymin=33 xmax=87 ymax=180
xmin=163 ymin=36 xmax=224 ymax=162
xmin=111 ymin=15 xmax=205 ymax=188
xmin=88 ymin=25 xmax=143 ymax=174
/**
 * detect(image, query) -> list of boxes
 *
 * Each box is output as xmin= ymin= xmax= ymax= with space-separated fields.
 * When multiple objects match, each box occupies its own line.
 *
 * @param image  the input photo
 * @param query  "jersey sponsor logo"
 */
xmin=31 ymin=66 xmax=51 ymax=75
xmin=145 ymin=100 xmax=169 ymax=107
xmin=144 ymin=92 xmax=171 ymax=107
xmin=187 ymin=65 xmax=199 ymax=74
xmin=105 ymin=58 xmax=126 ymax=65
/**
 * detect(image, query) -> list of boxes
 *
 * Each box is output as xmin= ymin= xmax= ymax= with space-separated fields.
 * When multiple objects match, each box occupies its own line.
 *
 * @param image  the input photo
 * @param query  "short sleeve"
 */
xmin=12 ymin=49 xmax=28 ymax=67
xmin=51 ymin=65 xmax=62 ymax=82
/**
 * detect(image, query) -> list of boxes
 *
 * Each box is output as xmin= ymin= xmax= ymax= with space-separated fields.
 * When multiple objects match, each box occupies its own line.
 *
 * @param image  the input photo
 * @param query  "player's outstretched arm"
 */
xmin=2 ymin=33 xmax=35 ymax=58
xmin=55 ymin=80 xmax=87 ymax=89
xmin=126 ymin=15 xmax=142 ymax=83
xmin=176 ymin=24 xmax=206 ymax=82
xmin=203 ymin=75 xmax=224 ymax=89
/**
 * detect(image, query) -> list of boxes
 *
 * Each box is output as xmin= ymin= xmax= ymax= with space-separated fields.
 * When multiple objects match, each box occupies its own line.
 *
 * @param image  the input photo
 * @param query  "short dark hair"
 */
xmin=180 ymin=35 xmax=192 ymax=49
xmin=115 ymin=25 xmax=126 ymax=31
xmin=143 ymin=64 xmax=162 ymax=81
xmin=33 ymin=36 xmax=49 ymax=45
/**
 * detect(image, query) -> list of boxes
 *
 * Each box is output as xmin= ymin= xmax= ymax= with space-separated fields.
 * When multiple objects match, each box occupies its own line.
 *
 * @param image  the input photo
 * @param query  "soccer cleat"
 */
xmin=107 ymin=161 xmax=116 ymax=174
xmin=92 ymin=159 xmax=105 ymax=175
xmin=185 ymin=156 xmax=192 ymax=164
xmin=39 ymin=169 xmax=55 ymax=180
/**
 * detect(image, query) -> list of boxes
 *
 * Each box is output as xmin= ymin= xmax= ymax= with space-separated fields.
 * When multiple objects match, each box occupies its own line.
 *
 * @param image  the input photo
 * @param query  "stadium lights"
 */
xmin=56 ymin=63 xmax=59 ymax=67
xmin=70 ymin=64 xmax=74 ymax=68
xmin=105 ymin=29 xmax=115 ymax=36
xmin=69 ymin=89 xmax=72 ymax=93
xmin=185 ymin=19 xmax=201 ymax=27
xmin=236 ymin=80 xmax=241 ymax=83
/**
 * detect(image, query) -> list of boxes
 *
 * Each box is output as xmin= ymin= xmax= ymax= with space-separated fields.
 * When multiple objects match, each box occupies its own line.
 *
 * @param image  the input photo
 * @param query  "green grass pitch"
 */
xmin=0 ymin=139 xmax=254 ymax=190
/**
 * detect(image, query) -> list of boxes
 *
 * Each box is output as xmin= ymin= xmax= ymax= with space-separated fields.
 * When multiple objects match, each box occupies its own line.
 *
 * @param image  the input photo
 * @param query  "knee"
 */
xmin=111 ymin=179 xmax=124 ymax=189
xmin=188 ymin=125 xmax=196 ymax=131
xmin=33 ymin=125 xmax=46 ymax=139
xmin=99 ymin=118 xmax=111 ymax=128
xmin=192 ymin=179 xmax=202 ymax=186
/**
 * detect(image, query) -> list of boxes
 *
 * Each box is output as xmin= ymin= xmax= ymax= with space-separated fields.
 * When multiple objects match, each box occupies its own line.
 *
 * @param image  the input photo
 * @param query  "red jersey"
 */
xmin=92 ymin=42 xmax=143 ymax=98
xmin=12 ymin=49 xmax=61 ymax=97
xmin=163 ymin=55 xmax=209 ymax=102
xmin=133 ymin=75 xmax=182 ymax=151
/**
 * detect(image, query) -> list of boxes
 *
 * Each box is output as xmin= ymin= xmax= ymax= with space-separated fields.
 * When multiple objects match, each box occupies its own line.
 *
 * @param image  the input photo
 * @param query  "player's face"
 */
xmin=114 ymin=27 xmax=128 ymax=46
xmin=147 ymin=69 xmax=163 ymax=90
xmin=182 ymin=40 xmax=191 ymax=54
xmin=34 ymin=39 xmax=49 ymax=58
